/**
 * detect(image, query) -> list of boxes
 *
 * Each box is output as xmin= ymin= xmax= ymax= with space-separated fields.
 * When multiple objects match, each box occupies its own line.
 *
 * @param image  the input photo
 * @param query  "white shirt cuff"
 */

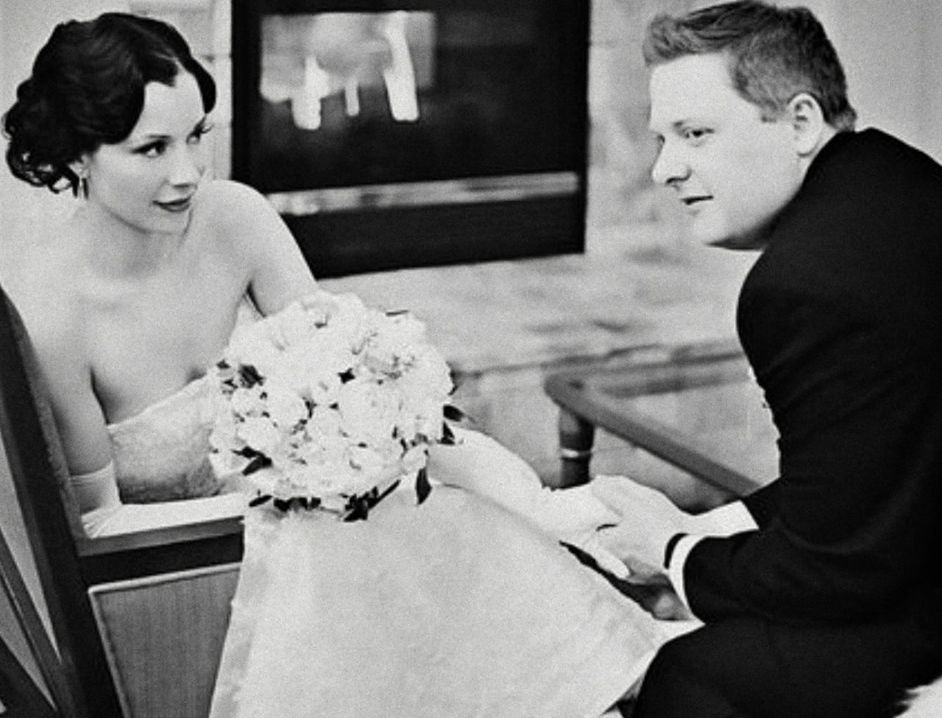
xmin=667 ymin=500 xmax=759 ymax=614
xmin=683 ymin=499 xmax=758 ymax=536
xmin=667 ymin=534 xmax=705 ymax=610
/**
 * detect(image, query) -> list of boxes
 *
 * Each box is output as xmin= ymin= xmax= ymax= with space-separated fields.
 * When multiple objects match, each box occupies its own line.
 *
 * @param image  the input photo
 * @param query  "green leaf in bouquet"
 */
xmin=441 ymin=422 xmax=456 ymax=445
xmin=273 ymin=498 xmax=292 ymax=512
xmin=342 ymin=479 xmax=402 ymax=522
xmin=415 ymin=466 xmax=431 ymax=505
xmin=242 ymin=454 xmax=272 ymax=476
xmin=443 ymin=404 xmax=465 ymax=422
xmin=342 ymin=494 xmax=371 ymax=522
xmin=265 ymin=496 xmax=324 ymax=513
xmin=249 ymin=494 xmax=271 ymax=508
xmin=238 ymin=363 xmax=264 ymax=388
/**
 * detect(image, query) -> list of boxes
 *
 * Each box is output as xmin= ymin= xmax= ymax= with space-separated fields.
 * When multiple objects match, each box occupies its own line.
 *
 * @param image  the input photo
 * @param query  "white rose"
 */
xmin=209 ymin=407 xmax=242 ymax=451
xmin=337 ymin=378 xmax=399 ymax=444
xmin=264 ymin=300 xmax=311 ymax=349
xmin=348 ymin=445 xmax=386 ymax=478
xmin=305 ymin=333 xmax=357 ymax=377
xmin=410 ymin=346 xmax=453 ymax=396
xmin=262 ymin=381 xmax=308 ymax=429
xmin=401 ymin=444 xmax=429 ymax=474
xmin=208 ymin=446 xmax=249 ymax=477
xmin=226 ymin=323 xmax=280 ymax=369
xmin=237 ymin=415 xmax=283 ymax=456
xmin=307 ymin=371 xmax=342 ymax=407
xmin=366 ymin=313 xmax=428 ymax=371
xmin=230 ymin=385 xmax=267 ymax=417
xmin=298 ymin=291 xmax=333 ymax=325
xmin=305 ymin=405 xmax=343 ymax=438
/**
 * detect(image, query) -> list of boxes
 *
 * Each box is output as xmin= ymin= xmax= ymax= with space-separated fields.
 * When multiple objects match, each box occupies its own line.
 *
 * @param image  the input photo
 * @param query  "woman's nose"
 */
xmin=168 ymin=144 xmax=205 ymax=186
xmin=650 ymin=142 xmax=690 ymax=186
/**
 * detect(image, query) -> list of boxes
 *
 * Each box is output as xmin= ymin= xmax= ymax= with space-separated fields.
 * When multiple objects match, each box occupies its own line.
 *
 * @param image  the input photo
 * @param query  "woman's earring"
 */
xmin=73 ymin=167 xmax=89 ymax=199
xmin=79 ymin=168 xmax=89 ymax=199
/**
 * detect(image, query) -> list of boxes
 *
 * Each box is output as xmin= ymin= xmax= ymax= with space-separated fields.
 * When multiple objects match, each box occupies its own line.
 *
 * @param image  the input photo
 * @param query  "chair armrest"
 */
xmin=77 ymin=517 xmax=244 ymax=585
xmin=543 ymin=344 xmax=766 ymax=497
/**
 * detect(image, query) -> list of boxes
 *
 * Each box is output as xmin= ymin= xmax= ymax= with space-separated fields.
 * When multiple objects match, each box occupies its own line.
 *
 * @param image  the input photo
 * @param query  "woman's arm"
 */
xmin=208 ymin=180 xmax=318 ymax=316
xmin=32 ymin=312 xmax=114 ymax=482
xmin=31 ymin=307 xmax=246 ymax=538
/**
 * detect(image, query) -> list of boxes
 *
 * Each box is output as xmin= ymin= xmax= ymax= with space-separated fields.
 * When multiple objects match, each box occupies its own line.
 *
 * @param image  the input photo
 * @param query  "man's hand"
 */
xmin=563 ymin=540 xmax=693 ymax=620
xmin=590 ymin=474 xmax=689 ymax=574
xmin=633 ymin=573 xmax=694 ymax=621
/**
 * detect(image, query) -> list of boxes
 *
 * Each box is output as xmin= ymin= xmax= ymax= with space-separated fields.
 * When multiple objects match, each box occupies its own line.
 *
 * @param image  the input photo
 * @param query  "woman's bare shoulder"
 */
xmin=195 ymin=179 xmax=283 ymax=251
xmin=197 ymin=179 xmax=277 ymax=229
xmin=21 ymin=292 xmax=86 ymax=370
xmin=195 ymin=178 xmax=303 ymax=267
xmin=9 ymin=245 xmax=88 ymax=369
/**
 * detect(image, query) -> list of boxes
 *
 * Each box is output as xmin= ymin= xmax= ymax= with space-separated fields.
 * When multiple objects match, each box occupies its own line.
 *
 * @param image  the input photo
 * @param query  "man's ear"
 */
xmin=786 ymin=92 xmax=829 ymax=157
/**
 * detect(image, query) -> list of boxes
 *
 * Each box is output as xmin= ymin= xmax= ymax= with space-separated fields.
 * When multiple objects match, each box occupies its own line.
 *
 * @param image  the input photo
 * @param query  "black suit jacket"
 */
xmin=683 ymin=130 xmax=942 ymax=642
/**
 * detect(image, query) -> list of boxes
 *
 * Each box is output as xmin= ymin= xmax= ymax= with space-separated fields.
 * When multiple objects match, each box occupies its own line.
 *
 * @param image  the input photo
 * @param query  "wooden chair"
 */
xmin=0 ymin=522 xmax=72 ymax=718
xmin=0 ymin=284 xmax=244 ymax=717
xmin=543 ymin=339 xmax=774 ymax=499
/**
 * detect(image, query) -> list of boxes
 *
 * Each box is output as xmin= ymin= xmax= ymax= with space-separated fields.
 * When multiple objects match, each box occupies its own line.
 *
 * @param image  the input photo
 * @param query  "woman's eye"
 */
xmin=188 ymin=121 xmax=215 ymax=144
xmin=137 ymin=142 xmax=166 ymax=158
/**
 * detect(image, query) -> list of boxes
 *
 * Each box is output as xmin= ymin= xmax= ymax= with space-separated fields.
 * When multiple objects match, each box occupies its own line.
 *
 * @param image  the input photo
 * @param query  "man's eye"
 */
xmin=682 ymin=128 xmax=711 ymax=143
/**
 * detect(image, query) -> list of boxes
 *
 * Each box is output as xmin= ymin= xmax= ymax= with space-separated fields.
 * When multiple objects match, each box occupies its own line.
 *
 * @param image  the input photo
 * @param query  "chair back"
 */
xmin=89 ymin=563 xmax=240 ymax=718
xmin=0 ymin=283 xmax=113 ymax=715
xmin=0 ymin=284 xmax=244 ymax=717
xmin=0 ymin=522 xmax=75 ymax=718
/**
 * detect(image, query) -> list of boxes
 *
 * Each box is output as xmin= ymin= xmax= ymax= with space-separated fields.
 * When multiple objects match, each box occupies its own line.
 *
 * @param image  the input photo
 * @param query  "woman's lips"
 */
xmin=155 ymin=196 xmax=193 ymax=213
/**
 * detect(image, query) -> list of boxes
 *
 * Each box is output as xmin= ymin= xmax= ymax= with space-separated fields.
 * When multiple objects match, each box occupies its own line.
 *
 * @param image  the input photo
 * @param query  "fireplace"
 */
xmin=232 ymin=0 xmax=590 ymax=277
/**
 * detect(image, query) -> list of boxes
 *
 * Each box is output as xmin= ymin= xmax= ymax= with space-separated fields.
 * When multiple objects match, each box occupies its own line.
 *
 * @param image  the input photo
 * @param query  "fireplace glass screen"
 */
xmin=233 ymin=1 xmax=589 ymax=277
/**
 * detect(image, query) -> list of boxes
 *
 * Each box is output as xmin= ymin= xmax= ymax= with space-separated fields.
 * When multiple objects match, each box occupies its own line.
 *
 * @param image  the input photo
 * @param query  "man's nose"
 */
xmin=650 ymin=143 xmax=690 ymax=186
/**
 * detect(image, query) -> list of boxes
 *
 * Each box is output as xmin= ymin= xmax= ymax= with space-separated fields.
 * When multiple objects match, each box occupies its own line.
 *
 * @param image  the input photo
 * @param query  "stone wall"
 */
xmin=585 ymin=0 xmax=698 ymax=259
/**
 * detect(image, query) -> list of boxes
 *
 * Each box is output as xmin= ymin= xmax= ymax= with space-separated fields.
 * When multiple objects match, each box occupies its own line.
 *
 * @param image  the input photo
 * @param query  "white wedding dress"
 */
xmin=107 ymin=375 xmax=691 ymax=717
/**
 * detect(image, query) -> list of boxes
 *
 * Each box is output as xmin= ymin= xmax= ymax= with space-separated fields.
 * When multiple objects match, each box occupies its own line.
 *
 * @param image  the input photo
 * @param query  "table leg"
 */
xmin=554 ymin=408 xmax=595 ymax=488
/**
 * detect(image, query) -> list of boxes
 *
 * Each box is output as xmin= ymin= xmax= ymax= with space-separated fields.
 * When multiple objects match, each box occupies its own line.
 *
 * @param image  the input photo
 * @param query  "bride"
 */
xmin=4 ymin=12 xmax=698 ymax=717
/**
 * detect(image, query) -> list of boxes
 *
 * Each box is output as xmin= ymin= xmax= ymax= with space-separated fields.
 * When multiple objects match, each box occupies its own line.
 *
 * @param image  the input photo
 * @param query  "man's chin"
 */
xmin=708 ymin=234 xmax=768 ymax=251
xmin=693 ymin=223 xmax=771 ymax=251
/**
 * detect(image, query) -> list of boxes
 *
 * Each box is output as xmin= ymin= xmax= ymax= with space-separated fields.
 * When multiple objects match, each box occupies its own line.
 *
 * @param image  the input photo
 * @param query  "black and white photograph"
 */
xmin=1 ymin=1 xmax=940 ymax=716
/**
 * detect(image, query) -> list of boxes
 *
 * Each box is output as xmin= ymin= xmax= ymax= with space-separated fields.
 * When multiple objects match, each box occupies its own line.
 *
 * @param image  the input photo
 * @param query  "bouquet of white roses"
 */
xmin=208 ymin=290 xmax=457 ymax=520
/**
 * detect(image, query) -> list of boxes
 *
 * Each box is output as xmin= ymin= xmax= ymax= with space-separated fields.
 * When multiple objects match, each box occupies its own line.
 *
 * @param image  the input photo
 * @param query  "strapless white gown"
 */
xmin=108 ymin=376 xmax=224 ymax=502
xmin=108 ymin=377 xmax=683 ymax=717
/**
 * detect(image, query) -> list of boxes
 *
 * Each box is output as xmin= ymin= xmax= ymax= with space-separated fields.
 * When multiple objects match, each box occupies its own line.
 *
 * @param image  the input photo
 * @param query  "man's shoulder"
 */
xmin=823 ymin=128 xmax=942 ymax=186
xmin=785 ymin=128 xmax=942 ymax=233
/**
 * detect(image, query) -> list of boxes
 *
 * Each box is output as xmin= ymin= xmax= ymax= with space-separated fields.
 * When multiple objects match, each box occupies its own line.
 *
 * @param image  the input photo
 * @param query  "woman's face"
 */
xmin=83 ymin=72 xmax=211 ymax=236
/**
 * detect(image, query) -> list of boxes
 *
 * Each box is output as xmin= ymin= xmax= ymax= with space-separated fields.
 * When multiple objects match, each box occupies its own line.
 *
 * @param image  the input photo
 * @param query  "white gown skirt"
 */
xmin=210 ymin=485 xmax=669 ymax=718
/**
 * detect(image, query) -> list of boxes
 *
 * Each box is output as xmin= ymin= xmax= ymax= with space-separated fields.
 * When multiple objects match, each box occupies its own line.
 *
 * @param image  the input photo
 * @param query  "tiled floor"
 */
xmin=322 ymin=238 xmax=766 ymax=499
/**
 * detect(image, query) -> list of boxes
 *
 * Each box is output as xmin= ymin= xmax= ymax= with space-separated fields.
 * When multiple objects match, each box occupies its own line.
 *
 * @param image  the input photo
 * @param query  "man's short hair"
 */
xmin=643 ymin=0 xmax=857 ymax=131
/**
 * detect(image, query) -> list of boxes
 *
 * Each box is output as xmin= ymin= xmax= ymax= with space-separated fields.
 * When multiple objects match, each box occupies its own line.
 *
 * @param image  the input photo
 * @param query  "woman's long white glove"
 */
xmin=74 ymin=462 xmax=247 ymax=538
xmin=426 ymin=427 xmax=630 ymax=579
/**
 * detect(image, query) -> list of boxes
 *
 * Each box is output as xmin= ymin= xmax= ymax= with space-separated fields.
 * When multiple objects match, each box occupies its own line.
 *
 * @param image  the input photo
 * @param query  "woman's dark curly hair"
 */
xmin=3 ymin=12 xmax=216 ymax=196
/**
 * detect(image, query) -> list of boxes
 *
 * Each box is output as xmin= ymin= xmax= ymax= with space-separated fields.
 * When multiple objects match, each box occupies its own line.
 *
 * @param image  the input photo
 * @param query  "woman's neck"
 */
xmin=71 ymin=202 xmax=189 ymax=279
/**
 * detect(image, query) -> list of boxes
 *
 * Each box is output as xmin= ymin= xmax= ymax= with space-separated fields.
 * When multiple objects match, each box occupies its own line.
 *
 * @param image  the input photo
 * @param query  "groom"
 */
xmin=600 ymin=2 xmax=942 ymax=717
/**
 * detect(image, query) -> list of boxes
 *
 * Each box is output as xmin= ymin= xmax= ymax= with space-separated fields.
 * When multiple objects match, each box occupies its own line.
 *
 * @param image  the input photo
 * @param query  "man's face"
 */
xmin=648 ymin=53 xmax=804 ymax=248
